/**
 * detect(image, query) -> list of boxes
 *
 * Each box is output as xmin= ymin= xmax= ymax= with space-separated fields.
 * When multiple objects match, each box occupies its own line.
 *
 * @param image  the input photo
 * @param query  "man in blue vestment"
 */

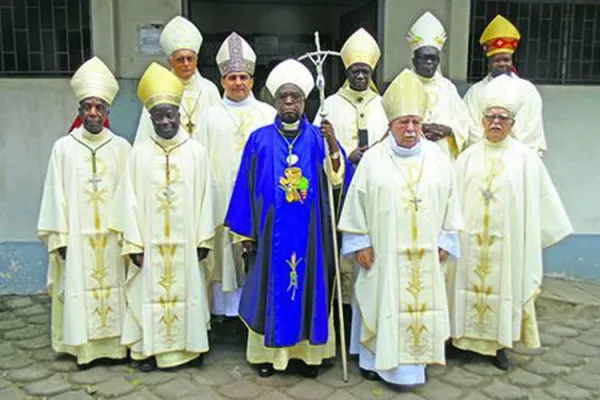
xmin=225 ymin=59 xmax=352 ymax=378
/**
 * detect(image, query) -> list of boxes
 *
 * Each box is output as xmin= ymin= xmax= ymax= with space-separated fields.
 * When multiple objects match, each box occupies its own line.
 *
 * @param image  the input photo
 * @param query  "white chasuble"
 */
xmin=113 ymin=130 xmax=217 ymax=366
xmin=448 ymin=138 xmax=572 ymax=355
xmin=314 ymin=88 xmax=389 ymax=153
xmin=133 ymin=71 xmax=220 ymax=148
xmin=338 ymin=138 xmax=463 ymax=370
xmin=411 ymin=69 xmax=470 ymax=160
xmin=464 ymin=74 xmax=547 ymax=155
xmin=197 ymin=97 xmax=275 ymax=315
xmin=38 ymin=127 xmax=130 ymax=363
xmin=313 ymin=88 xmax=388 ymax=303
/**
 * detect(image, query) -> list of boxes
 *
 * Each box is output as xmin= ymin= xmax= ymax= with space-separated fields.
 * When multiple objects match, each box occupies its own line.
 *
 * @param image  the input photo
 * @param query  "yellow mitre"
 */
xmin=479 ymin=15 xmax=521 ymax=57
xmin=382 ymin=69 xmax=426 ymax=121
xmin=70 ymin=57 xmax=119 ymax=105
xmin=340 ymin=28 xmax=381 ymax=69
xmin=137 ymin=63 xmax=184 ymax=111
xmin=160 ymin=16 xmax=203 ymax=56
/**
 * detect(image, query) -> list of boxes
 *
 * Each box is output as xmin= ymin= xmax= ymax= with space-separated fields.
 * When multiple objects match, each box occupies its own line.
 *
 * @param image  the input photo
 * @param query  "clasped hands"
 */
xmin=129 ymin=248 xmax=209 ymax=268
xmin=423 ymin=123 xmax=452 ymax=142
xmin=355 ymin=247 xmax=449 ymax=270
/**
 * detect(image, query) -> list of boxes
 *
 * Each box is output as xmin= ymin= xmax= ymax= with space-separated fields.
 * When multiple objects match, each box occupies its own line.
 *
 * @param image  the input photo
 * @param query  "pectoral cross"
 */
xmin=185 ymin=119 xmax=195 ymax=134
xmin=409 ymin=196 xmax=423 ymax=212
xmin=162 ymin=186 xmax=175 ymax=202
xmin=481 ymin=188 xmax=494 ymax=205
xmin=88 ymin=174 xmax=102 ymax=191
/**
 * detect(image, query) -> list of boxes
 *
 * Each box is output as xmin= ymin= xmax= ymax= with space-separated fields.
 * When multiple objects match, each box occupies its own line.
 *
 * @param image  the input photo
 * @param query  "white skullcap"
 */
xmin=160 ymin=16 xmax=203 ymax=56
xmin=266 ymin=59 xmax=314 ymax=98
xmin=407 ymin=11 xmax=447 ymax=52
xmin=216 ymin=32 xmax=257 ymax=76
xmin=482 ymin=74 xmax=523 ymax=115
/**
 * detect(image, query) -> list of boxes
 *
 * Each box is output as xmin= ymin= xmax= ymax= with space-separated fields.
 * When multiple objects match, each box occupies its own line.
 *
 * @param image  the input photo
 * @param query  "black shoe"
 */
xmin=299 ymin=363 xmax=319 ymax=379
xmin=77 ymin=362 xmax=93 ymax=370
xmin=445 ymin=341 xmax=460 ymax=359
xmin=360 ymin=368 xmax=381 ymax=381
xmin=494 ymin=349 xmax=510 ymax=371
xmin=257 ymin=363 xmax=275 ymax=378
xmin=137 ymin=358 xmax=157 ymax=373
xmin=189 ymin=354 xmax=204 ymax=368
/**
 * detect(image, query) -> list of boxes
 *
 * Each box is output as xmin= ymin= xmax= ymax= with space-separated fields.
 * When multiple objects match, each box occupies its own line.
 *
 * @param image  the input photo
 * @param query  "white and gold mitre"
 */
xmin=137 ymin=63 xmax=184 ymax=111
xmin=340 ymin=28 xmax=381 ymax=69
xmin=481 ymin=74 xmax=523 ymax=115
xmin=216 ymin=32 xmax=256 ymax=76
xmin=266 ymin=59 xmax=314 ymax=98
xmin=70 ymin=57 xmax=119 ymax=105
xmin=160 ymin=16 xmax=203 ymax=56
xmin=407 ymin=11 xmax=447 ymax=52
xmin=382 ymin=69 xmax=426 ymax=121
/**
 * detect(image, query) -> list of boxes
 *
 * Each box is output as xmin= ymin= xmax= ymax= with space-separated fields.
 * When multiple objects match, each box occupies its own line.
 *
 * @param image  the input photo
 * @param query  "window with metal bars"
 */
xmin=0 ymin=0 xmax=91 ymax=76
xmin=469 ymin=0 xmax=600 ymax=85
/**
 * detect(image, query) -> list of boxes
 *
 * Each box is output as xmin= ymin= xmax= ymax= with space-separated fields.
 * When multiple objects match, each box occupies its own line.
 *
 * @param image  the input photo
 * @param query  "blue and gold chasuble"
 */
xmin=225 ymin=116 xmax=353 ymax=348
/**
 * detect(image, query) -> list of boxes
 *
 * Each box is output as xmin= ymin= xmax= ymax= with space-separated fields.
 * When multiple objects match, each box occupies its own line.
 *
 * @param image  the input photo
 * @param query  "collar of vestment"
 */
xmin=179 ymin=70 xmax=203 ymax=89
xmin=152 ymin=128 xmax=189 ymax=151
xmin=222 ymin=93 xmax=256 ymax=108
xmin=337 ymin=87 xmax=378 ymax=131
xmin=337 ymin=86 xmax=378 ymax=107
xmin=77 ymin=127 xmax=111 ymax=143
xmin=388 ymin=132 xmax=423 ymax=157
xmin=275 ymin=115 xmax=307 ymax=135
xmin=484 ymin=135 xmax=510 ymax=150
xmin=486 ymin=71 xmax=517 ymax=83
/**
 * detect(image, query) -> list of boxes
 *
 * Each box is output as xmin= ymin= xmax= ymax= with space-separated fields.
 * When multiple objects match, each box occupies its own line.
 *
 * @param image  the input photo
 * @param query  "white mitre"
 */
xmin=216 ymin=32 xmax=256 ymax=76
xmin=266 ymin=59 xmax=314 ymax=98
xmin=70 ymin=57 xmax=119 ymax=105
xmin=407 ymin=11 xmax=447 ymax=52
xmin=482 ymin=74 xmax=523 ymax=115
xmin=160 ymin=16 xmax=203 ymax=56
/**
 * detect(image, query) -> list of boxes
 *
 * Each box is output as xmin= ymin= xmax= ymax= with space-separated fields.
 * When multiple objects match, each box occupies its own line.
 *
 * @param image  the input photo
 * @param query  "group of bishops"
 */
xmin=38 ymin=10 xmax=573 ymax=388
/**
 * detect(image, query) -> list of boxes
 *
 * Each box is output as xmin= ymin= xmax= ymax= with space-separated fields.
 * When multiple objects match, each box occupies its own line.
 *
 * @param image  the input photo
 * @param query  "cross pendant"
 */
xmin=185 ymin=120 xmax=195 ymax=134
xmin=89 ymin=174 xmax=102 ymax=191
xmin=409 ymin=196 xmax=422 ymax=212
xmin=162 ymin=186 xmax=175 ymax=202
xmin=481 ymin=188 xmax=494 ymax=204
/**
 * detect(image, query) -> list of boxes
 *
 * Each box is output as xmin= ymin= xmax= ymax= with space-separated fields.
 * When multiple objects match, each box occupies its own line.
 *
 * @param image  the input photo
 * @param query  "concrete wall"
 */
xmin=0 ymin=0 xmax=598 ymax=293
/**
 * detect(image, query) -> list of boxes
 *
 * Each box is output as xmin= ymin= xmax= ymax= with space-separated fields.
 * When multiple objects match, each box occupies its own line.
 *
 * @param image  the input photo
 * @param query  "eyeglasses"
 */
xmin=484 ymin=113 xmax=513 ymax=122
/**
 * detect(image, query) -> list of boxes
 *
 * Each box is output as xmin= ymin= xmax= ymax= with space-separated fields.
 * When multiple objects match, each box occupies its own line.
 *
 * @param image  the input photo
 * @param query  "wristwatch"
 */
xmin=329 ymin=151 xmax=340 ymax=160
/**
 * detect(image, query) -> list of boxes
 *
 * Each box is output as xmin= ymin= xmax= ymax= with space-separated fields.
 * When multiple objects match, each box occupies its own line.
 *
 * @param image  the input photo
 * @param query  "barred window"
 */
xmin=0 ymin=0 xmax=91 ymax=76
xmin=469 ymin=0 xmax=600 ymax=84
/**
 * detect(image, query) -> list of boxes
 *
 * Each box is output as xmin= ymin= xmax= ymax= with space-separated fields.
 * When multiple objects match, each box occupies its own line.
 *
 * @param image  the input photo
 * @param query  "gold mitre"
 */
xmin=70 ymin=57 xmax=119 ymax=105
xmin=160 ymin=16 xmax=203 ymax=56
xmin=480 ymin=15 xmax=521 ymax=57
xmin=382 ymin=69 xmax=426 ymax=121
xmin=137 ymin=63 xmax=184 ymax=111
xmin=340 ymin=28 xmax=381 ymax=69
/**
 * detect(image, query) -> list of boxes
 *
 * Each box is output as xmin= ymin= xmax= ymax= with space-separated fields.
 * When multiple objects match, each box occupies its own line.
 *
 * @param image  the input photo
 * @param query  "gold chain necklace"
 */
xmin=181 ymin=92 xmax=202 ymax=134
xmin=388 ymin=147 xmax=427 ymax=212
xmin=481 ymin=141 xmax=508 ymax=205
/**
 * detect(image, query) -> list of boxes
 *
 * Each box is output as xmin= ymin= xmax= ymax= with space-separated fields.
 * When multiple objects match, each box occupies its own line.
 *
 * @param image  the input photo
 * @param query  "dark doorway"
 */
xmin=188 ymin=0 xmax=378 ymax=118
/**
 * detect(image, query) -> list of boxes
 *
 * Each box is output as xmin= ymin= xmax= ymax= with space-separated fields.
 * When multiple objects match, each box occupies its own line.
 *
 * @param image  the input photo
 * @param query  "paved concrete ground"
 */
xmin=0 ymin=277 xmax=599 ymax=400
